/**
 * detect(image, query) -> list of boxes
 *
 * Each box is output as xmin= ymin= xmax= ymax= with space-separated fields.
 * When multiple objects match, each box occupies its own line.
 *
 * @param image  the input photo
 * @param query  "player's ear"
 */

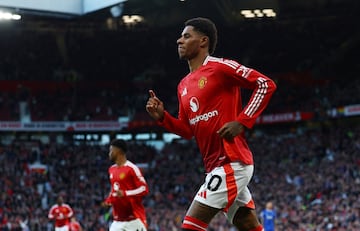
xmin=200 ymin=36 xmax=209 ymax=48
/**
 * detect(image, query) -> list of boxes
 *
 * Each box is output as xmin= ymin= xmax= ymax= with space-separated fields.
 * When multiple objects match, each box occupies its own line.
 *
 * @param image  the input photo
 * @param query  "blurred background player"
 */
xmin=103 ymin=139 xmax=149 ymax=231
xmin=48 ymin=196 xmax=74 ymax=231
xmin=69 ymin=216 xmax=83 ymax=231
xmin=260 ymin=202 xmax=276 ymax=231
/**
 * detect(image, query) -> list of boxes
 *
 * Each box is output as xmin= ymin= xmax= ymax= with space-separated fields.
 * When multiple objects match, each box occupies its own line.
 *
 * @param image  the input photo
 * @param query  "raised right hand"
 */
xmin=146 ymin=90 xmax=165 ymax=121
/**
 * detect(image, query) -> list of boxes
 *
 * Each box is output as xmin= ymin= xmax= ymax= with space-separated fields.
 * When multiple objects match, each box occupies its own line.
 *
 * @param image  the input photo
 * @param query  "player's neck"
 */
xmin=115 ymin=157 xmax=127 ymax=166
xmin=188 ymin=52 xmax=208 ymax=72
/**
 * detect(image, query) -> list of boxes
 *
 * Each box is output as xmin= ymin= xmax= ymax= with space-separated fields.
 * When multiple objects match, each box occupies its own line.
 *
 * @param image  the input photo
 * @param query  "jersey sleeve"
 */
xmin=220 ymin=60 xmax=277 ymax=128
xmin=104 ymin=194 xmax=113 ymax=204
xmin=157 ymin=89 xmax=193 ymax=139
xmin=48 ymin=206 xmax=55 ymax=219
xmin=65 ymin=204 xmax=74 ymax=218
xmin=104 ymin=167 xmax=114 ymax=204
xmin=123 ymin=164 xmax=149 ymax=197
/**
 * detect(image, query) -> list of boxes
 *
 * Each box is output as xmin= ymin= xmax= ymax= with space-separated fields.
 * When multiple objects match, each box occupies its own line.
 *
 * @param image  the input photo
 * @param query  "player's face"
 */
xmin=177 ymin=26 xmax=204 ymax=60
xmin=57 ymin=196 xmax=64 ymax=205
xmin=109 ymin=145 xmax=117 ymax=162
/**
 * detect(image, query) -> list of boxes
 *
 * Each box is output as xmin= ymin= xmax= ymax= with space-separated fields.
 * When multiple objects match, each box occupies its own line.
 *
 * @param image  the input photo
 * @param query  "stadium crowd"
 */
xmin=0 ymin=119 xmax=359 ymax=231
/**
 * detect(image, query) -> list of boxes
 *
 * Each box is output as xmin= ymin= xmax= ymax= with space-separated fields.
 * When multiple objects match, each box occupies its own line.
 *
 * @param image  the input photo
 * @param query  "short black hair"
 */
xmin=185 ymin=17 xmax=218 ymax=55
xmin=110 ymin=139 xmax=127 ymax=153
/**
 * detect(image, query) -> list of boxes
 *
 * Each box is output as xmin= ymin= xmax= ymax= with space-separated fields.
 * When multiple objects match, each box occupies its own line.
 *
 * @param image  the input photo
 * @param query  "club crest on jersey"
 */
xmin=119 ymin=172 xmax=126 ymax=180
xmin=198 ymin=76 xmax=207 ymax=89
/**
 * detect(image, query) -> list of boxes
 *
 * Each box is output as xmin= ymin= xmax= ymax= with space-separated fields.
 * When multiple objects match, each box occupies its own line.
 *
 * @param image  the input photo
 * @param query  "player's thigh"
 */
xmin=194 ymin=163 xmax=252 ymax=210
xmin=110 ymin=219 xmax=147 ymax=231
xmin=55 ymin=226 xmax=69 ymax=231
xmin=109 ymin=221 xmax=126 ymax=231
xmin=187 ymin=163 xmax=255 ymax=226
xmin=190 ymin=162 xmax=253 ymax=222
xmin=126 ymin=219 xmax=147 ymax=231
xmin=225 ymin=164 xmax=255 ymax=223
xmin=55 ymin=225 xmax=69 ymax=231
xmin=185 ymin=200 xmax=220 ymax=224
xmin=232 ymin=207 xmax=261 ymax=230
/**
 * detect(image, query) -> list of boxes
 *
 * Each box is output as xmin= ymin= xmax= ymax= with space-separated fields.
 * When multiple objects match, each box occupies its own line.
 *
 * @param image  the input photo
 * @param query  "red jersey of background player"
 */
xmin=104 ymin=160 xmax=149 ymax=226
xmin=48 ymin=197 xmax=74 ymax=228
xmin=159 ymin=56 xmax=277 ymax=172
xmin=69 ymin=217 xmax=82 ymax=231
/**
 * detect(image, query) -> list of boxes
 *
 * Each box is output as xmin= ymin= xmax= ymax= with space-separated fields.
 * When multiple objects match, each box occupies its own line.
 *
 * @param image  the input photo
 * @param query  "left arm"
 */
xmin=66 ymin=205 xmax=74 ymax=219
xmin=219 ymin=60 xmax=277 ymax=128
xmin=117 ymin=164 xmax=149 ymax=198
xmin=235 ymin=67 xmax=277 ymax=128
xmin=217 ymin=60 xmax=276 ymax=140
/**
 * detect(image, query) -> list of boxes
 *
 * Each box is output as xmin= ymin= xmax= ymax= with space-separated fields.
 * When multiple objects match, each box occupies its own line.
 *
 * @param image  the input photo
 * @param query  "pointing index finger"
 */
xmin=149 ymin=90 xmax=156 ymax=98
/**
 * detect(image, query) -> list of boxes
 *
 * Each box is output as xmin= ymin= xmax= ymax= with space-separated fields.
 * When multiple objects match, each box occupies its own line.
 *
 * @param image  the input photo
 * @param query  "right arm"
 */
xmin=102 ymin=193 xmax=113 ymax=206
xmin=102 ymin=168 xmax=114 ymax=207
xmin=146 ymin=90 xmax=193 ymax=139
xmin=48 ymin=206 xmax=55 ymax=220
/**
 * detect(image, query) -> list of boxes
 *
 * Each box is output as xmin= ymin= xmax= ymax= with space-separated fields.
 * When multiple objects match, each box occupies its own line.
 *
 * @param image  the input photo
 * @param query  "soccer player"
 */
xmin=103 ymin=139 xmax=149 ymax=231
xmin=48 ymin=196 xmax=74 ymax=231
xmin=69 ymin=216 xmax=83 ymax=231
xmin=260 ymin=202 xmax=276 ymax=231
xmin=146 ymin=17 xmax=277 ymax=231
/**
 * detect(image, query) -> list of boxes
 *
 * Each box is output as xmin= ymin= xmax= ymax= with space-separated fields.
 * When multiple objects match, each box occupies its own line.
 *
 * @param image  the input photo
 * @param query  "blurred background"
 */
xmin=0 ymin=0 xmax=359 ymax=230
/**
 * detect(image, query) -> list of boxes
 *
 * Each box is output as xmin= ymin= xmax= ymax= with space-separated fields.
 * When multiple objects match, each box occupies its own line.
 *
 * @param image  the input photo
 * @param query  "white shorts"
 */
xmin=109 ymin=219 xmax=147 ymax=231
xmin=55 ymin=225 xmax=69 ymax=231
xmin=194 ymin=162 xmax=254 ymax=223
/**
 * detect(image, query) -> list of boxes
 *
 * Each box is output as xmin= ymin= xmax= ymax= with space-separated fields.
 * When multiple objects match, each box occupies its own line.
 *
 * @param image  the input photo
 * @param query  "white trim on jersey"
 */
xmin=203 ymin=56 xmax=272 ymax=119
xmin=126 ymin=185 xmax=147 ymax=196
xmin=244 ymin=77 xmax=268 ymax=117
xmin=205 ymin=56 xmax=240 ymax=70
xmin=123 ymin=160 xmax=148 ymax=196
xmin=125 ymin=161 xmax=147 ymax=183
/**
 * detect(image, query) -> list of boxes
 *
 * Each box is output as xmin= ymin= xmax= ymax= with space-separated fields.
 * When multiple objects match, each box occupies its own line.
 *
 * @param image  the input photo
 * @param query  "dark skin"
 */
xmin=146 ymin=25 xmax=261 ymax=231
xmin=103 ymin=145 xmax=127 ymax=206
xmin=57 ymin=196 xmax=64 ymax=206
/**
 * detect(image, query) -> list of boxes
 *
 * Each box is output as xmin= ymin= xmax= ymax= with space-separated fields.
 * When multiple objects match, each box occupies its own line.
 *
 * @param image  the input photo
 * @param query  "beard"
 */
xmin=178 ymin=50 xmax=196 ymax=61
xmin=178 ymin=50 xmax=186 ymax=60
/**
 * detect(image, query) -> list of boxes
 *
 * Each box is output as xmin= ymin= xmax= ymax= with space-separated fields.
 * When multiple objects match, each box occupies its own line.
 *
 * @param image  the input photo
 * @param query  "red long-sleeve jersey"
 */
xmin=48 ymin=203 xmax=74 ymax=227
xmin=159 ymin=56 xmax=277 ymax=172
xmin=69 ymin=220 xmax=82 ymax=231
xmin=104 ymin=160 xmax=148 ymax=226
